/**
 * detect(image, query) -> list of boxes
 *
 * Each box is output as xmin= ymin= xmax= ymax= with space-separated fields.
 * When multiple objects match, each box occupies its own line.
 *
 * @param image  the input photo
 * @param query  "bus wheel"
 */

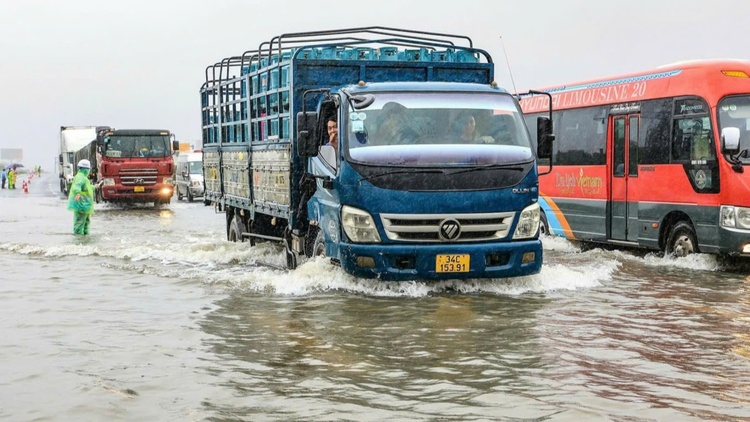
xmin=228 ymin=215 xmax=244 ymax=242
xmin=666 ymin=222 xmax=697 ymax=257
xmin=539 ymin=212 xmax=550 ymax=236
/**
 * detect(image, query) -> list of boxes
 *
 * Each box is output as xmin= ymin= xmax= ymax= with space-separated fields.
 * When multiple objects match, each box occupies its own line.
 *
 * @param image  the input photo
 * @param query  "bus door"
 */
xmin=609 ymin=114 xmax=639 ymax=242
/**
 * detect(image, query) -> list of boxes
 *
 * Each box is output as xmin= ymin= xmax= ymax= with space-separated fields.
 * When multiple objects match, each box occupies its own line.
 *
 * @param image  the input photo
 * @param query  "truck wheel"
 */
xmin=228 ymin=215 xmax=244 ymax=242
xmin=666 ymin=221 xmax=697 ymax=257
xmin=312 ymin=230 xmax=326 ymax=257
xmin=285 ymin=238 xmax=298 ymax=270
xmin=177 ymin=186 xmax=183 ymax=200
xmin=187 ymin=189 xmax=194 ymax=202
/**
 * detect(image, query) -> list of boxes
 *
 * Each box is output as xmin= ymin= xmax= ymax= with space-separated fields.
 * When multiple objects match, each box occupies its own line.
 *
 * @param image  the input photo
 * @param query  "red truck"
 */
xmin=75 ymin=128 xmax=179 ymax=205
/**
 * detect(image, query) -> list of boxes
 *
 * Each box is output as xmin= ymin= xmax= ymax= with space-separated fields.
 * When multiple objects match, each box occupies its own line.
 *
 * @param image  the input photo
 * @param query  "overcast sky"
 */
xmin=1 ymin=0 xmax=749 ymax=168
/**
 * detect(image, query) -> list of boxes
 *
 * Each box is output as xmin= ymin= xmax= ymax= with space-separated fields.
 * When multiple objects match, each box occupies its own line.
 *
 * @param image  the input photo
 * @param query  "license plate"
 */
xmin=134 ymin=186 xmax=145 ymax=192
xmin=436 ymin=254 xmax=470 ymax=273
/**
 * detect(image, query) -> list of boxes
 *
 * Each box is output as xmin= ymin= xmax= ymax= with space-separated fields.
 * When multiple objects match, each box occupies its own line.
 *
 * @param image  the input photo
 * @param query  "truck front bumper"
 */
xmin=338 ymin=240 xmax=543 ymax=281
xmin=102 ymin=186 xmax=174 ymax=202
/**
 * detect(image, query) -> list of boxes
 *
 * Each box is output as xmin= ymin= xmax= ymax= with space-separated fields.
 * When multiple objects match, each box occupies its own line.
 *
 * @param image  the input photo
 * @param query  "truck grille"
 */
xmin=380 ymin=212 xmax=515 ymax=242
xmin=120 ymin=168 xmax=158 ymax=185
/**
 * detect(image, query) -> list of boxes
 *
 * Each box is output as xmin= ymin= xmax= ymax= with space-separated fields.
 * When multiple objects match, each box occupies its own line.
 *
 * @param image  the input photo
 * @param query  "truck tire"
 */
xmin=228 ymin=215 xmax=244 ymax=242
xmin=187 ymin=189 xmax=194 ymax=202
xmin=312 ymin=229 xmax=326 ymax=257
xmin=666 ymin=221 xmax=697 ymax=257
xmin=285 ymin=238 xmax=298 ymax=270
xmin=177 ymin=186 xmax=183 ymax=200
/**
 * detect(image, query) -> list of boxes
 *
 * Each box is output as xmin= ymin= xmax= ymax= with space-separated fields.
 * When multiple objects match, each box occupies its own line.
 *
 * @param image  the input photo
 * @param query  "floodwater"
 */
xmin=1 ymin=172 xmax=749 ymax=421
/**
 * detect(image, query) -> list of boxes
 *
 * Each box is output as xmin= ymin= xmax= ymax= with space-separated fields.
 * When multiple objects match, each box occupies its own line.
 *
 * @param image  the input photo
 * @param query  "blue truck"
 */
xmin=200 ymin=27 xmax=553 ymax=280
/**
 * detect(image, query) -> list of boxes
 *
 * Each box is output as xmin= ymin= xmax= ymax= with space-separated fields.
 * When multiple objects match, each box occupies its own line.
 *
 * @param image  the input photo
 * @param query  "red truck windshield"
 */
xmin=103 ymin=135 xmax=171 ymax=158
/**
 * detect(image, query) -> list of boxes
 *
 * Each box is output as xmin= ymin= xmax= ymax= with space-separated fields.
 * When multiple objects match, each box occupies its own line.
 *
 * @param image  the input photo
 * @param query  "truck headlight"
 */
xmin=103 ymin=178 xmax=115 ymax=186
xmin=163 ymin=178 xmax=174 ymax=186
xmin=721 ymin=205 xmax=750 ymax=229
xmin=342 ymin=205 xmax=381 ymax=243
xmin=192 ymin=181 xmax=202 ymax=188
xmin=512 ymin=202 xmax=541 ymax=239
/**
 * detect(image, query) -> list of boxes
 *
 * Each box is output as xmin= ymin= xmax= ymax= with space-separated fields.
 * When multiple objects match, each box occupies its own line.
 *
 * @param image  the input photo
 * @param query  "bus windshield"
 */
xmin=103 ymin=135 xmax=171 ymax=158
xmin=718 ymin=95 xmax=750 ymax=164
xmin=346 ymin=92 xmax=533 ymax=167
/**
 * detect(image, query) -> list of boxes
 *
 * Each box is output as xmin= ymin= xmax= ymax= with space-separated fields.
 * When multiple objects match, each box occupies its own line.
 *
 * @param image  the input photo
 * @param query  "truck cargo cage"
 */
xmin=199 ymin=26 xmax=494 ymax=217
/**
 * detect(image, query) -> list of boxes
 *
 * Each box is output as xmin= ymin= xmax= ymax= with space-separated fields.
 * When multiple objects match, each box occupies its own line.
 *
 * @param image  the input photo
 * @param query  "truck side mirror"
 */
xmin=172 ymin=140 xmax=180 ymax=152
xmin=297 ymin=111 xmax=319 ymax=157
xmin=536 ymin=116 xmax=554 ymax=159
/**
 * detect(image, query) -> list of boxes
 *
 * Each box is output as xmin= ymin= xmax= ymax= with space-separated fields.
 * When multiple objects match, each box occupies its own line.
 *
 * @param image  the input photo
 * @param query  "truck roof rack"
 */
xmin=202 ymin=26 xmax=491 ymax=89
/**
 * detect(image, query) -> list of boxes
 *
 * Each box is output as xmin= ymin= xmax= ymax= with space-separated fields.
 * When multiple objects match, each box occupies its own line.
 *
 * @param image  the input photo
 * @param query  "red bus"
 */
xmin=520 ymin=59 xmax=750 ymax=258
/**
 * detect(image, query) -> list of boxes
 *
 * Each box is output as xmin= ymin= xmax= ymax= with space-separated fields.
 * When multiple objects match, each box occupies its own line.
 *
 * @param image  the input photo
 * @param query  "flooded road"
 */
xmin=1 ymin=172 xmax=749 ymax=421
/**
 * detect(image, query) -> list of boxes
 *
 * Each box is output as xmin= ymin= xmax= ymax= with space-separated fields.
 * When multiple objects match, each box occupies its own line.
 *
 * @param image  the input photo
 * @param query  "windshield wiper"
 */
xmin=443 ymin=163 xmax=527 ymax=175
xmin=359 ymin=168 xmax=444 ymax=184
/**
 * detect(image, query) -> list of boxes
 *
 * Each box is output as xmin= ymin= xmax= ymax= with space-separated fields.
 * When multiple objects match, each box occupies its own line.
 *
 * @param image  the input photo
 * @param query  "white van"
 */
xmin=175 ymin=152 xmax=204 ymax=202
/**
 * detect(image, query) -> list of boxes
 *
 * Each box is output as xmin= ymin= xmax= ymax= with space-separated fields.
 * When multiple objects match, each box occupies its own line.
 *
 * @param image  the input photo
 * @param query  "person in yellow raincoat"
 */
xmin=7 ymin=167 xmax=15 ymax=189
xmin=67 ymin=159 xmax=96 ymax=235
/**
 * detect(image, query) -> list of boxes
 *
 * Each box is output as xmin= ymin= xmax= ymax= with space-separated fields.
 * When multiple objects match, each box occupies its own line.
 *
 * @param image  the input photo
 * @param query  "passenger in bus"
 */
xmin=690 ymin=118 xmax=713 ymax=161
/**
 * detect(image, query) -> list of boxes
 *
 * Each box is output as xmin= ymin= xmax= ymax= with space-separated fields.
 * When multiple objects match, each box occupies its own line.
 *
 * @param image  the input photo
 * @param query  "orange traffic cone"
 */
xmin=23 ymin=180 xmax=28 ymax=194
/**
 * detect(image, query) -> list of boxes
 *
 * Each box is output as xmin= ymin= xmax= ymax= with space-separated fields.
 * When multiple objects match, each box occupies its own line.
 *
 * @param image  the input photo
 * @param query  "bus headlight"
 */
xmin=721 ymin=205 xmax=750 ymax=229
xmin=513 ymin=202 xmax=541 ymax=239
xmin=342 ymin=205 xmax=381 ymax=243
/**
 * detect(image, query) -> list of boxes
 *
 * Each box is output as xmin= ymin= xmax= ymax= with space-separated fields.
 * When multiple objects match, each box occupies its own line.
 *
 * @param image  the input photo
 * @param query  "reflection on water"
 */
xmin=197 ymin=293 xmax=555 ymax=419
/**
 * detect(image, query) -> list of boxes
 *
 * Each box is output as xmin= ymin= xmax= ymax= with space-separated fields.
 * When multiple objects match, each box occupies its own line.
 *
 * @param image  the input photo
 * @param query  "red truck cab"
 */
xmin=96 ymin=129 xmax=179 ymax=205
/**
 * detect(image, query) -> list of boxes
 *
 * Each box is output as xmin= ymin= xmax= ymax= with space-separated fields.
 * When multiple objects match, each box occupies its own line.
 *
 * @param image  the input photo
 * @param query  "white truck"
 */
xmin=175 ymin=151 xmax=204 ymax=202
xmin=57 ymin=126 xmax=99 ymax=194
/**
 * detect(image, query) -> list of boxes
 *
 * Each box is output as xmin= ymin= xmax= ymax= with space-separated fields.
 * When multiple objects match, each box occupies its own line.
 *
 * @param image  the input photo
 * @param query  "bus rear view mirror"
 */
xmin=536 ymin=116 xmax=554 ymax=159
xmin=297 ymin=111 xmax=319 ymax=157
xmin=722 ymin=127 xmax=741 ymax=155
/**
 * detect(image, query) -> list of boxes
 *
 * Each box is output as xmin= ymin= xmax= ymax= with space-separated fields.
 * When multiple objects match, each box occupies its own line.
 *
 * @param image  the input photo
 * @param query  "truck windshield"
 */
xmin=103 ymin=135 xmax=171 ymax=158
xmin=718 ymin=95 xmax=750 ymax=164
xmin=346 ymin=92 xmax=533 ymax=167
